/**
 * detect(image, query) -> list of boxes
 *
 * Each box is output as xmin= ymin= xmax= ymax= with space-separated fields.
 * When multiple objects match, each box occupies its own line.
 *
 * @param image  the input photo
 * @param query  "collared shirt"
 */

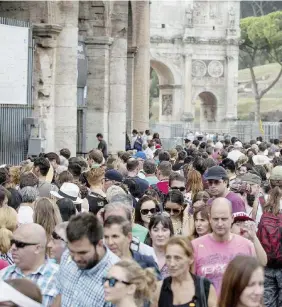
xmin=57 ymin=247 xmax=119 ymax=307
xmin=0 ymin=261 xmax=59 ymax=307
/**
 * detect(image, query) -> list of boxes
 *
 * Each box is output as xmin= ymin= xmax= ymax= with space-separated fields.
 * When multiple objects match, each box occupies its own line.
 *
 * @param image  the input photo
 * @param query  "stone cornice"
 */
xmin=183 ymin=36 xmax=241 ymax=46
xmin=150 ymin=36 xmax=182 ymax=44
xmin=158 ymin=84 xmax=182 ymax=89
xmin=151 ymin=35 xmax=241 ymax=46
xmin=33 ymin=24 xmax=63 ymax=37
xmin=85 ymin=36 xmax=114 ymax=46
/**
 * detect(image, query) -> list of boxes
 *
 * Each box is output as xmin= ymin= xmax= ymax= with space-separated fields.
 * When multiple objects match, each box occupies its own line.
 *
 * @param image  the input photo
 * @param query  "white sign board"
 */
xmin=0 ymin=24 xmax=29 ymax=105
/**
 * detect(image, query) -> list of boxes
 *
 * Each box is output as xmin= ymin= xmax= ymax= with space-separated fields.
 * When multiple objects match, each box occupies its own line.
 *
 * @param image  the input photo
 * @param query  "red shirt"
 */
xmin=0 ymin=259 xmax=9 ymax=270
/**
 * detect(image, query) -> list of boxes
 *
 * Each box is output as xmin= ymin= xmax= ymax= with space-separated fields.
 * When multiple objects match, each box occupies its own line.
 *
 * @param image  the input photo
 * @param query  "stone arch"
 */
xmin=194 ymin=91 xmax=218 ymax=131
xmin=150 ymin=59 xmax=176 ymax=120
xmin=150 ymin=59 xmax=175 ymax=85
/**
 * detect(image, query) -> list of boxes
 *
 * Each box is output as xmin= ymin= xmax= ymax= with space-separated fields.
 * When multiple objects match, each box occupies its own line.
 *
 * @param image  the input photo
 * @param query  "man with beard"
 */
xmin=52 ymin=213 xmax=119 ymax=307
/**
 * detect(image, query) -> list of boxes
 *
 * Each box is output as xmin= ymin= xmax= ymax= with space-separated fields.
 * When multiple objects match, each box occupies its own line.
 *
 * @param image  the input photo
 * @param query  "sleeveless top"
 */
xmin=158 ymin=273 xmax=211 ymax=307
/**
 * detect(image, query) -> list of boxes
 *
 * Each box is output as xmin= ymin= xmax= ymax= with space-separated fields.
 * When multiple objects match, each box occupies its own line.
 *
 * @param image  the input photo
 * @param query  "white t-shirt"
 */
xmin=18 ymin=206 xmax=34 ymax=224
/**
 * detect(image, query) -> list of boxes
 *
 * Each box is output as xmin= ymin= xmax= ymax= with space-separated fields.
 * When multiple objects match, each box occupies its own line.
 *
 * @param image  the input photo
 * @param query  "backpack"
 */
xmin=257 ymin=212 xmax=282 ymax=267
xmin=134 ymin=136 xmax=143 ymax=151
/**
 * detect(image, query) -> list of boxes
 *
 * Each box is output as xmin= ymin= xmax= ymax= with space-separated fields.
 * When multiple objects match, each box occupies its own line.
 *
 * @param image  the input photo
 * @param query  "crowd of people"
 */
xmin=0 ymin=131 xmax=282 ymax=307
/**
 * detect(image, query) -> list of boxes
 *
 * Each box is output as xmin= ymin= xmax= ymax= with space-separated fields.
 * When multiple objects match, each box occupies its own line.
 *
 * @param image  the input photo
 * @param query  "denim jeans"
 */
xmin=264 ymin=267 xmax=282 ymax=307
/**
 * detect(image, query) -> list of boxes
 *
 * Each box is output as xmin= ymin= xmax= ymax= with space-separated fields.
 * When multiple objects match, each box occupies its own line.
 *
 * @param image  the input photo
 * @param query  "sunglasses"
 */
xmin=102 ymin=277 xmax=131 ymax=287
xmin=52 ymin=231 xmax=66 ymax=242
xmin=10 ymin=239 xmax=38 ymax=249
xmin=170 ymin=186 xmax=186 ymax=192
xmin=164 ymin=207 xmax=182 ymax=215
xmin=140 ymin=208 xmax=157 ymax=215
xmin=207 ymin=179 xmax=222 ymax=186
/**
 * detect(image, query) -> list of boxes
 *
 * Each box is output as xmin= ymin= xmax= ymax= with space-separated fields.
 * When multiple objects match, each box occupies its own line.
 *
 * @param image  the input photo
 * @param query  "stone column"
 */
xmin=184 ymin=53 xmax=193 ymax=115
xmin=126 ymin=47 xmax=138 ymax=134
xmin=85 ymin=37 xmax=113 ymax=151
xmin=54 ymin=2 xmax=79 ymax=155
xmin=108 ymin=1 xmax=128 ymax=154
xmin=225 ymin=46 xmax=239 ymax=120
xmin=32 ymin=24 xmax=62 ymax=152
xmin=133 ymin=1 xmax=150 ymax=132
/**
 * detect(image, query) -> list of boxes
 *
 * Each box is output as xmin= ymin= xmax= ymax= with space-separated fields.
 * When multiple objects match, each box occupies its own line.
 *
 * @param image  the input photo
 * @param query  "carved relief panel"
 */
xmin=192 ymin=60 xmax=224 ymax=78
xmin=162 ymin=94 xmax=173 ymax=116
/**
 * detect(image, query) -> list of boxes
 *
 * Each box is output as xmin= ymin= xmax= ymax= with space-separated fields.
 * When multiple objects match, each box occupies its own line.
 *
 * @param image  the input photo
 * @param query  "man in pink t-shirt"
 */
xmin=192 ymin=197 xmax=256 ymax=296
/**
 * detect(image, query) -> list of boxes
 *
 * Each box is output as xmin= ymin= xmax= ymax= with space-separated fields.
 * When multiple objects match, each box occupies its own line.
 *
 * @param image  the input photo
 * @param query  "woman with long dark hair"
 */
xmin=163 ymin=190 xmax=185 ymax=235
xmin=189 ymin=205 xmax=211 ymax=240
xmin=148 ymin=213 xmax=174 ymax=279
xmin=218 ymin=255 xmax=264 ymax=307
xmin=134 ymin=195 xmax=160 ymax=228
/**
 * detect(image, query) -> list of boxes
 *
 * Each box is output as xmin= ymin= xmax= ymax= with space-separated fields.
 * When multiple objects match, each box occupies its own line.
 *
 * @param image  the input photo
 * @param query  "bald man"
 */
xmin=0 ymin=223 xmax=59 ymax=307
xmin=192 ymin=198 xmax=256 ymax=296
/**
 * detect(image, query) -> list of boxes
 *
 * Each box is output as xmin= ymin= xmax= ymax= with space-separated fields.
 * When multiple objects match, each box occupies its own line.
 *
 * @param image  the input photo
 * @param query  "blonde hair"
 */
xmin=0 ymin=207 xmax=18 ymax=253
xmin=86 ymin=167 xmax=105 ymax=186
xmin=7 ymin=166 xmax=21 ymax=188
xmin=33 ymin=198 xmax=62 ymax=242
xmin=166 ymin=236 xmax=194 ymax=262
xmin=115 ymin=260 xmax=157 ymax=304
xmin=186 ymin=169 xmax=203 ymax=198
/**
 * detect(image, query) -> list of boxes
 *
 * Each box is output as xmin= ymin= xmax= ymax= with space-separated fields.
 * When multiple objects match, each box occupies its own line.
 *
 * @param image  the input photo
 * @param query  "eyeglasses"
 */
xmin=207 ymin=179 xmax=222 ymax=186
xmin=140 ymin=208 xmax=157 ymax=215
xmin=102 ymin=277 xmax=131 ymax=287
xmin=52 ymin=231 xmax=66 ymax=242
xmin=10 ymin=239 xmax=38 ymax=249
xmin=164 ymin=207 xmax=182 ymax=215
xmin=170 ymin=186 xmax=186 ymax=192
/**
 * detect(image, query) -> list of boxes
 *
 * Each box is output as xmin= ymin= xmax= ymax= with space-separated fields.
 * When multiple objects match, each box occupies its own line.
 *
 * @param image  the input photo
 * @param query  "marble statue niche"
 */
xmin=229 ymin=7 xmax=235 ymax=29
xmin=185 ymin=5 xmax=193 ymax=28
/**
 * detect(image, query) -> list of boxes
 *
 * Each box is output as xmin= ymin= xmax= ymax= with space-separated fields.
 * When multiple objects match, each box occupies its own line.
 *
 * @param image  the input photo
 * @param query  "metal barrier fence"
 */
xmin=0 ymin=18 xmax=33 ymax=165
xmin=150 ymin=121 xmax=282 ymax=146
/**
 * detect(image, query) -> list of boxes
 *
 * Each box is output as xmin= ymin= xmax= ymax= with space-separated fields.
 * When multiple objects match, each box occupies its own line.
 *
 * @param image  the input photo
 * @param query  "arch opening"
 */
xmin=194 ymin=91 xmax=217 ymax=131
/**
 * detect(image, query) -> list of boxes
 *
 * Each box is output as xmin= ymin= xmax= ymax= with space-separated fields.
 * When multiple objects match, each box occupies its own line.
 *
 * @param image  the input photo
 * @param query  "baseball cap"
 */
xmin=232 ymin=212 xmax=254 ymax=224
xmin=205 ymin=166 xmax=228 ymax=180
xmin=105 ymin=169 xmax=123 ymax=182
xmin=270 ymin=166 xmax=282 ymax=180
xmin=133 ymin=151 xmax=147 ymax=160
xmin=240 ymin=173 xmax=261 ymax=185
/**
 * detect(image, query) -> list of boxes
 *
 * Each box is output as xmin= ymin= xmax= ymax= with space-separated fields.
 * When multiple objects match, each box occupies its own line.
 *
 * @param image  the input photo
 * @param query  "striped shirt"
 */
xmin=57 ymin=247 xmax=119 ymax=307
xmin=0 ymin=261 xmax=59 ymax=306
xmin=0 ymin=252 xmax=13 ymax=265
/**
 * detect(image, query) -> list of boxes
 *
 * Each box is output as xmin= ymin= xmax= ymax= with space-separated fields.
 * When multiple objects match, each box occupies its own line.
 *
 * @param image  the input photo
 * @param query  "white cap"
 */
xmin=214 ymin=142 xmax=223 ymax=149
xmin=234 ymin=141 xmax=243 ymax=149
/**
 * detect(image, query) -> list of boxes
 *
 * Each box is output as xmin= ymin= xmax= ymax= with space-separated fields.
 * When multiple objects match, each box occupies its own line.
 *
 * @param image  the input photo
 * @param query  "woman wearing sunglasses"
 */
xmin=163 ymin=190 xmax=185 ymax=235
xmin=147 ymin=213 xmax=174 ymax=279
xmin=47 ymin=222 xmax=68 ymax=263
xmin=103 ymin=259 xmax=157 ymax=307
xmin=135 ymin=195 xmax=160 ymax=229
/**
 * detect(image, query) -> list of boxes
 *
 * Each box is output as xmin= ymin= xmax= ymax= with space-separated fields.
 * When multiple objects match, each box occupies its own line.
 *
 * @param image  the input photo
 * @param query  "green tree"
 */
xmin=240 ymin=11 xmax=282 ymax=122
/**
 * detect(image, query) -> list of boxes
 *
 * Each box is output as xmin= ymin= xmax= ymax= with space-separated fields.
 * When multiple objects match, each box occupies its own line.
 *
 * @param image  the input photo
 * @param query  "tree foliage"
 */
xmin=240 ymin=11 xmax=282 ymax=121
